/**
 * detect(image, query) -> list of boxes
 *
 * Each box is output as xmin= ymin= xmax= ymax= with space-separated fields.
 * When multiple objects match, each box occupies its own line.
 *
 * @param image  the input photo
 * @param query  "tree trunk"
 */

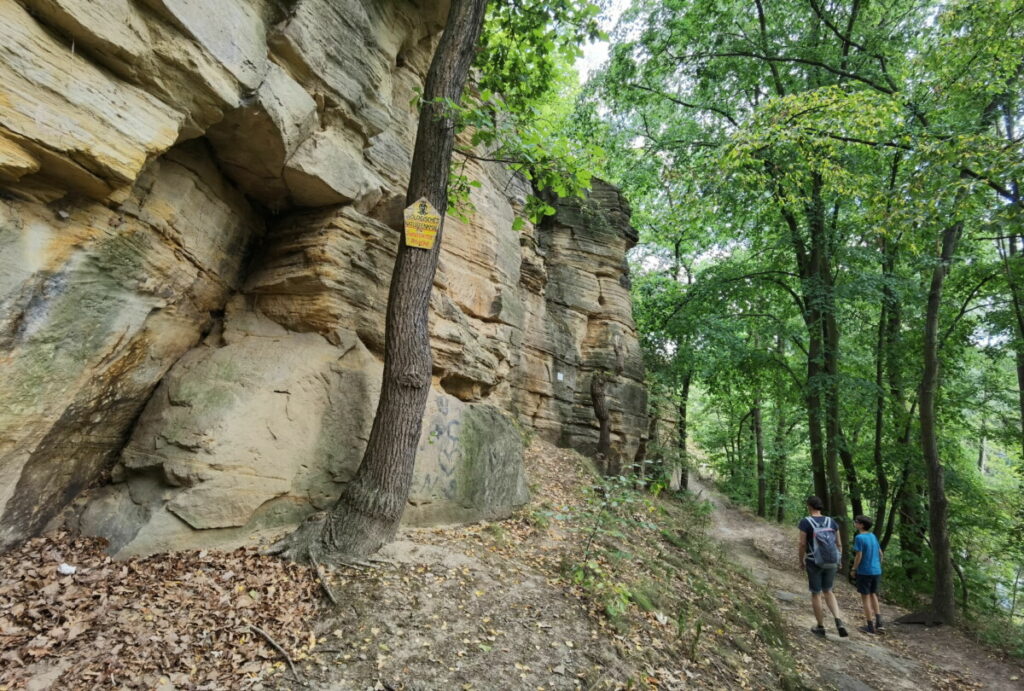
xmin=735 ymin=409 xmax=755 ymax=498
xmin=999 ymin=234 xmax=1024 ymax=460
xmin=919 ymin=217 xmax=963 ymax=623
xmin=672 ymin=373 xmax=692 ymax=491
xmin=773 ymin=402 xmax=787 ymax=522
xmin=1011 ymin=565 xmax=1022 ymax=621
xmin=896 ymin=470 xmax=927 ymax=576
xmin=777 ymin=177 xmax=828 ymax=506
xmin=591 ymin=371 xmax=615 ymax=474
xmin=838 ymin=431 xmax=862 ymax=519
xmin=806 ymin=337 xmax=829 ymax=504
xmin=271 ymin=0 xmax=490 ymax=563
xmin=813 ymin=174 xmax=849 ymax=553
xmin=872 ymin=295 xmax=890 ymax=533
xmin=753 ymin=402 xmax=766 ymax=517
xmin=881 ymin=464 xmax=906 ymax=551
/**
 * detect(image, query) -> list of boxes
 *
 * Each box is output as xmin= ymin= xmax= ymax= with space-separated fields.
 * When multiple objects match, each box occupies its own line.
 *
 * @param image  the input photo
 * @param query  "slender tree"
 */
xmin=273 ymin=0 xmax=491 ymax=562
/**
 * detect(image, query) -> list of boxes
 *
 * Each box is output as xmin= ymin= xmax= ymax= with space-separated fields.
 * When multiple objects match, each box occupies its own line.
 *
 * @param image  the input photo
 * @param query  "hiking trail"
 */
xmin=689 ymin=475 xmax=1024 ymax=690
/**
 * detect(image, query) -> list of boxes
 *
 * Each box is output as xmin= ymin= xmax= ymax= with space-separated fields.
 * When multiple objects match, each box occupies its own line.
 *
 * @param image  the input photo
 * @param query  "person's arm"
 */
xmin=798 ymin=528 xmax=807 ymax=570
xmin=852 ymin=535 xmax=862 ymax=575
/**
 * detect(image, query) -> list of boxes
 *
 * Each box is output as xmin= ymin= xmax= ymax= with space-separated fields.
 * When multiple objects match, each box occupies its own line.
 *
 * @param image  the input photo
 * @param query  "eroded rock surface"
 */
xmin=0 ymin=142 xmax=261 ymax=549
xmin=0 ymin=0 xmax=645 ymax=554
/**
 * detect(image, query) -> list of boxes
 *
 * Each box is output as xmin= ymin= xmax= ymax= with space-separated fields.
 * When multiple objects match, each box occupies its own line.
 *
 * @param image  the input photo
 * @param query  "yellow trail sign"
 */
xmin=403 ymin=197 xmax=442 ymax=250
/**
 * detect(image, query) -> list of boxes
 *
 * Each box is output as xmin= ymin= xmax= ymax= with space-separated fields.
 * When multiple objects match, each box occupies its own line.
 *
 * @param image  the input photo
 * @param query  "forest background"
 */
xmin=537 ymin=0 xmax=1024 ymax=655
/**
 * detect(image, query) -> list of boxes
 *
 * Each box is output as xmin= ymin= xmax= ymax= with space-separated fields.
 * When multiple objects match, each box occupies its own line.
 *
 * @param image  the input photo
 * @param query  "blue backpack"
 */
xmin=807 ymin=516 xmax=841 ymax=568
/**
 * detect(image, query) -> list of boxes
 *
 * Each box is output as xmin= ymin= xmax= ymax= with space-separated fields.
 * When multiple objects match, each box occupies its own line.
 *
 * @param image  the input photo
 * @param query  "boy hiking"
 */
xmin=852 ymin=515 xmax=885 ymax=634
xmin=798 ymin=496 xmax=849 ymax=638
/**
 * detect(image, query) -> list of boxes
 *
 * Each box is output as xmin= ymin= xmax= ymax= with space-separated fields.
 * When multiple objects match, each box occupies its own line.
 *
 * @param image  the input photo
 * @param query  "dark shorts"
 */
xmin=806 ymin=560 xmax=837 ymax=593
xmin=856 ymin=574 xmax=880 ymax=595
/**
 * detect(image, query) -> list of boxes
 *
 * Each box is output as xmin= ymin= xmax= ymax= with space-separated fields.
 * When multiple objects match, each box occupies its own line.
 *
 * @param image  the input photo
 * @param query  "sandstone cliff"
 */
xmin=0 ymin=0 xmax=646 ymax=554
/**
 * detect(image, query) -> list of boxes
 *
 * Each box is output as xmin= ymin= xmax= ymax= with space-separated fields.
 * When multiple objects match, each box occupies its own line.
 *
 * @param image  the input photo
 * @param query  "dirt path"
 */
xmin=689 ymin=475 xmax=1024 ymax=690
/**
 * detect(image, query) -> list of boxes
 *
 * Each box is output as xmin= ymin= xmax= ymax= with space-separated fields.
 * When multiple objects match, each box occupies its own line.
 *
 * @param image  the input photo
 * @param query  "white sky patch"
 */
xmin=575 ymin=0 xmax=629 ymax=78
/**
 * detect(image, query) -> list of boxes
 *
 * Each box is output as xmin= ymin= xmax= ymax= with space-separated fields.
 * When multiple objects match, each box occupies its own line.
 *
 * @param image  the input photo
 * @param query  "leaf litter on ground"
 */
xmin=0 ymin=533 xmax=318 ymax=689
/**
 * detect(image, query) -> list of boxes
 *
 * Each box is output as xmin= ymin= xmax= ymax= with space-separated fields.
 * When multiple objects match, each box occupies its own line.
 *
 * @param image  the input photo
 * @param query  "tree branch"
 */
xmin=678 ymin=50 xmax=895 ymax=94
xmin=626 ymin=83 xmax=740 ymax=128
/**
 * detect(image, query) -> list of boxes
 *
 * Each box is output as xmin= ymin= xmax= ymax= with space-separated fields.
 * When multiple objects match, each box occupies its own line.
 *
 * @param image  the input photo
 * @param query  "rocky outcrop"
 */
xmin=0 ymin=0 xmax=645 ymax=555
xmin=514 ymin=185 xmax=645 ymax=460
xmin=0 ymin=141 xmax=261 ymax=550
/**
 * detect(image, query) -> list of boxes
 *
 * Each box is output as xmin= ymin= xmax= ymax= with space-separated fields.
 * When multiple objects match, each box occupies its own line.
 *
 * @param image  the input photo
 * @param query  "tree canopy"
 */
xmin=581 ymin=0 xmax=1024 ymax=641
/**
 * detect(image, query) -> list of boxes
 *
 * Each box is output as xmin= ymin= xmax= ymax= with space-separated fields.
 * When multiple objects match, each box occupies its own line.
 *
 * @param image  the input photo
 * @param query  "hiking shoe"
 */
xmin=875 ymin=615 xmax=885 ymax=632
xmin=835 ymin=618 xmax=849 ymax=637
xmin=859 ymin=623 xmax=877 ymax=635
xmin=811 ymin=625 xmax=826 ymax=638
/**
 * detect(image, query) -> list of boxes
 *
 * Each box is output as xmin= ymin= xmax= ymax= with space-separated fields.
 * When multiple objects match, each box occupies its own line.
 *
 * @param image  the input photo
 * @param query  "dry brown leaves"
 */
xmin=0 ymin=533 xmax=318 ymax=689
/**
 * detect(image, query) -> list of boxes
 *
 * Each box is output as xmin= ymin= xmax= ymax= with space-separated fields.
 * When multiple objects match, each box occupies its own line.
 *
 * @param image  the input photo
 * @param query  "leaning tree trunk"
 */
xmin=272 ymin=0 xmax=490 ymax=563
xmin=919 ymin=217 xmax=963 ymax=624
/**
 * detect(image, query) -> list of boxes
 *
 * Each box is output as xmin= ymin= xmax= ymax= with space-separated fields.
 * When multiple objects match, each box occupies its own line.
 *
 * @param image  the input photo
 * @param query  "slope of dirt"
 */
xmin=8 ymin=440 xmax=1017 ymax=690
xmin=296 ymin=439 xmax=802 ymax=690
xmin=688 ymin=475 xmax=1024 ymax=691
xmin=1 ymin=439 xmax=795 ymax=690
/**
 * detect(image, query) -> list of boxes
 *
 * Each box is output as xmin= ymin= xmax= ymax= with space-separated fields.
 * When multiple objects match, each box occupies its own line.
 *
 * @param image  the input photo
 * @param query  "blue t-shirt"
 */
xmin=853 ymin=532 xmax=882 ymax=575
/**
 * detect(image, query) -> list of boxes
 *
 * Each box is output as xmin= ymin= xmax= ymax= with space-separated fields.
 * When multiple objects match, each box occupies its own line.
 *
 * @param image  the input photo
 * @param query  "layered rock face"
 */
xmin=0 ymin=0 xmax=645 ymax=555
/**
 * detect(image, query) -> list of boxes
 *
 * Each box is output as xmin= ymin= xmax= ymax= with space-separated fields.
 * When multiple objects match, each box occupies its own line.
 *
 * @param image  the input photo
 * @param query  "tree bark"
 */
xmin=999 ymin=233 xmax=1024 ymax=460
xmin=919 ymin=217 xmax=963 ymax=623
xmin=772 ymin=402 xmax=787 ymax=522
xmin=806 ymin=331 xmax=829 ymax=504
xmin=672 ymin=373 xmax=692 ymax=491
xmin=753 ymin=402 xmax=766 ymax=517
xmin=838 ymin=430 xmax=862 ymax=519
xmin=977 ymin=427 xmax=986 ymax=471
xmin=872 ymin=289 xmax=890 ymax=534
xmin=1011 ymin=565 xmax=1022 ymax=621
xmin=775 ymin=175 xmax=828 ymax=506
xmin=812 ymin=173 xmax=849 ymax=552
xmin=882 ymin=245 xmax=921 ymax=552
xmin=271 ymin=0 xmax=490 ymax=563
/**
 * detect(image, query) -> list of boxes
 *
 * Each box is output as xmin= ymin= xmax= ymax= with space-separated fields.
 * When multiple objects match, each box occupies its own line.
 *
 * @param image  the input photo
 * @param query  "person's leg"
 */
xmin=856 ymin=576 xmax=875 ymax=620
xmin=860 ymin=593 xmax=873 ymax=623
xmin=823 ymin=590 xmax=849 ymax=636
xmin=856 ymin=577 xmax=877 ymax=633
xmin=807 ymin=563 xmax=826 ymax=635
xmin=870 ymin=590 xmax=883 ymax=629
xmin=820 ymin=568 xmax=848 ymax=636
xmin=823 ymin=590 xmax=842 ymax=618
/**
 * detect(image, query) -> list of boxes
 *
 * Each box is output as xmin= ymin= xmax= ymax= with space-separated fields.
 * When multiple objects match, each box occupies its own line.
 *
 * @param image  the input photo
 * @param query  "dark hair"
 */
xmin=806 ymin=496 xmax=824 ymax=511
xmin=854 ymin=515 xmax=873 ymax=530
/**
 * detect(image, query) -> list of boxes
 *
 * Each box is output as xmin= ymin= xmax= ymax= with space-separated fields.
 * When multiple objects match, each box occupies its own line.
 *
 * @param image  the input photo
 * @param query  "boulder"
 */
xmin=77 ymin=306 xmax=527 ymax=556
